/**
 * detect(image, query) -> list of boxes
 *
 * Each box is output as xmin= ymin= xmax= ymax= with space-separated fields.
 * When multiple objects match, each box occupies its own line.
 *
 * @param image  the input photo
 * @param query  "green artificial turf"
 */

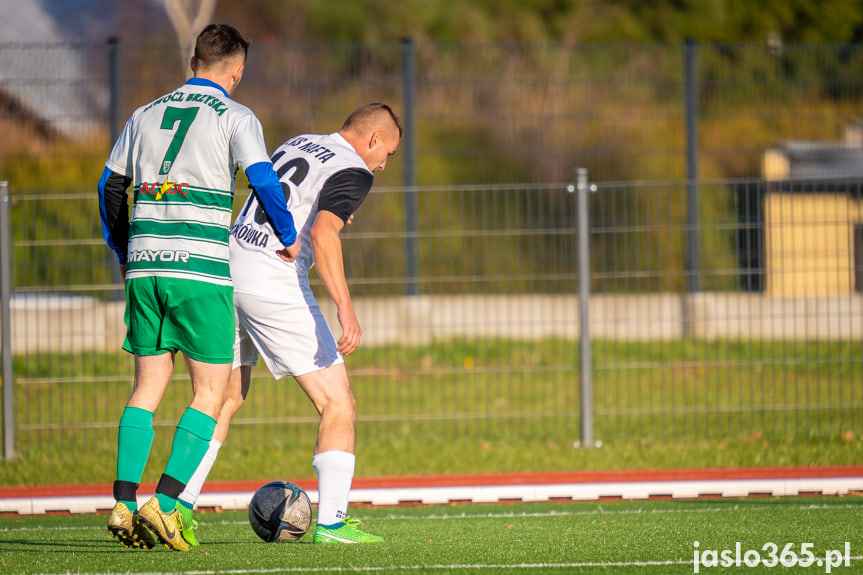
xmin=0 ymin=497 xmax=861 ymax=574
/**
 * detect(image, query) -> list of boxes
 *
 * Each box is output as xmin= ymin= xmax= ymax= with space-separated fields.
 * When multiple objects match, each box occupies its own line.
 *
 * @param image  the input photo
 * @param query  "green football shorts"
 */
xmin=123 ymin=276 xmax=234 ymax=363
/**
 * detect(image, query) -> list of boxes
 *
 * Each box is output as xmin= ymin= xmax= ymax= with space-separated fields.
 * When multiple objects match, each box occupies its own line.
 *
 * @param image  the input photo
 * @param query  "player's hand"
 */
xmin=276 ymin=238 xmax=301 ymax=262
xmin=336 ymin=307 xmax=362 ymax=356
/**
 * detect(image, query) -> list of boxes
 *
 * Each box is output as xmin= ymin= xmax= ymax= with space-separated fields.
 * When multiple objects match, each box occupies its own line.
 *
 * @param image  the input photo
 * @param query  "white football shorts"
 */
xmin=233 ymin=288 xmax=343 ymax=379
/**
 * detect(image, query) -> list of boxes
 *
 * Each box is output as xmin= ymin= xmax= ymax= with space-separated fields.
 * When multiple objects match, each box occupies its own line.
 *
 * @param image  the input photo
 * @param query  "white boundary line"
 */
xmin=2 ymin=476 xmax=862 ymax=515
xmin=3 ymin=502 xmax=861 ymax=531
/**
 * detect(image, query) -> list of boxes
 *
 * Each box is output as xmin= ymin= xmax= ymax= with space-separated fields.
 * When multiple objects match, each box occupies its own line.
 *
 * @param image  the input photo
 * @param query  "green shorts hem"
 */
xmin=122 ymin=341 xmax=232 ymax=364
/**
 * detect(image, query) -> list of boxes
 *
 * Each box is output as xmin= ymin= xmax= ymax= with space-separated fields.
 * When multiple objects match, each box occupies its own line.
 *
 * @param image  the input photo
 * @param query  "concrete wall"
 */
xmin=4 ymin=293 xmax=862 ymax=354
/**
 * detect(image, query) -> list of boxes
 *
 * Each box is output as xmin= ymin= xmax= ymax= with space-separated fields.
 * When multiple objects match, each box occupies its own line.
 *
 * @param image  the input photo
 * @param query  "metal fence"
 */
xmin=4 ymin=40 xmax=863 ymax=186
xmin=1 ymin=39 xmax=863 ymax=475
xmin=1 ymin=175 xmax=861 ymax=468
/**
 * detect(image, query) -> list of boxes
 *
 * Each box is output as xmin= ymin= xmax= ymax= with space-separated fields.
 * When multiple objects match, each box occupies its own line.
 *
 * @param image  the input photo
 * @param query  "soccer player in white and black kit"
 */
xmin=100 ymin=24 xmax=300 ymax=552
xmin=177 ymin=103 xmax=402 ymax=544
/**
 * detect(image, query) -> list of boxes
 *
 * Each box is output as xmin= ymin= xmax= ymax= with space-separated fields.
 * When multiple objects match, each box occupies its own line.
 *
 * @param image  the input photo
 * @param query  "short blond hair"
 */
xmin=342 ymin=103 xmax=403 ymax=138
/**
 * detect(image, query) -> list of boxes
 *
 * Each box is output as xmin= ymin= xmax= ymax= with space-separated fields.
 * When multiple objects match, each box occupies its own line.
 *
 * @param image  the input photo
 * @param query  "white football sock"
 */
xmin=312 ymin=450 xmax=355 ymax=526
xmin=178 ymin=438 xmax=223 ymax=507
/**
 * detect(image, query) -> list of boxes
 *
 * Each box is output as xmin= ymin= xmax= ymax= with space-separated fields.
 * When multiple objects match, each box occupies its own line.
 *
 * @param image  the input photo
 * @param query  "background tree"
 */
xmin=164 ymin=0 xmax=218 ymax=76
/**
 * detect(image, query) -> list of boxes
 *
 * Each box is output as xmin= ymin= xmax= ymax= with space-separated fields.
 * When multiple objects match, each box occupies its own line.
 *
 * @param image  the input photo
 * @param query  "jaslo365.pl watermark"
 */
xmin=694 ymin=542 xmax=851 ymax=573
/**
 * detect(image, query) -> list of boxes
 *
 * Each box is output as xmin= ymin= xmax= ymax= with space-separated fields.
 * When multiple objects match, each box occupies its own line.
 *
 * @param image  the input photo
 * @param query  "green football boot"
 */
xmin=175 ymin=501 xmax=200 ymax=547
xmin=313 ymin=517 xmax=384 ymax=544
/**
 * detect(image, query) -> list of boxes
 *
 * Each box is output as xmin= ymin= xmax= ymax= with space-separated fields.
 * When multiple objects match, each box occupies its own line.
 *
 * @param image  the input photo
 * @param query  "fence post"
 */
xmin=401 ymin=37 xmax=418 ymax=296
xmin=571 ymin=167 xmax=595 ymax=448
xmin=685 ymin=38 xmax=700 ymax=294
xmin=108 ymin=37 xmax=121 ymax=144
xmin=0 ymin=180 xmax=14 ymax=460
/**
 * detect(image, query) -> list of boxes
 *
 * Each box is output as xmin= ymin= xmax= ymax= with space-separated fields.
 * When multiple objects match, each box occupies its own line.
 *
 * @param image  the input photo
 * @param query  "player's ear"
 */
xmin=369 ymin=129 xmax=382 ymax=149
xmin=230 ymin=60 xmax=245 ymax=88
xmin=190 ymin=56 xmax=197 ymax=75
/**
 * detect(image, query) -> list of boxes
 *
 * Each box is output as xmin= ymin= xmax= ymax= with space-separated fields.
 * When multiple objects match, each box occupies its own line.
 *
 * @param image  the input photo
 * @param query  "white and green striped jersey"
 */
xmin=105 ymin=78 xmax=272 ymax=286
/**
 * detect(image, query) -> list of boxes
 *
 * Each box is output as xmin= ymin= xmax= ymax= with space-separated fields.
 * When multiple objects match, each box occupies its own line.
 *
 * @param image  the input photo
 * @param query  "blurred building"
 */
xmin=0 ymin=0 xmax=167 ymax=144
xmin=0 ymin=0 xmax=110 ymax=141
xmin=762 ymin=128 xmax=863 ymax=296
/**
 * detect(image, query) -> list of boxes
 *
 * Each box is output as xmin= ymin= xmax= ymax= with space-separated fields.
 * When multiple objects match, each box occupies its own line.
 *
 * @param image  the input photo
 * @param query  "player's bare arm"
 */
xmin=310 ymin=210 xmax=361 ymax=356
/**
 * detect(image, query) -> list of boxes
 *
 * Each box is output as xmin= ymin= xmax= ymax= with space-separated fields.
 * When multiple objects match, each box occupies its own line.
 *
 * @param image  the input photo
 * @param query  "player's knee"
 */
xmin=223 ymin=386 xmax=246 ymax=415
xmin=323 ymin=388 xmax=355 ymax=419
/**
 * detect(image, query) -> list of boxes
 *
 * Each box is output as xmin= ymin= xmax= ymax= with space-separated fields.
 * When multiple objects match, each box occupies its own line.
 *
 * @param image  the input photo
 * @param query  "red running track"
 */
xmin=2 ymin=465 xmax=862 ymax=499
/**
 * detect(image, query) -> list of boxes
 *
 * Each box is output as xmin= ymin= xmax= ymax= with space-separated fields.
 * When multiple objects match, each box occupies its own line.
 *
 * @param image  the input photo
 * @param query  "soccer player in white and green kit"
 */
xmin=98 ymin=24 xmax=300 ymax=552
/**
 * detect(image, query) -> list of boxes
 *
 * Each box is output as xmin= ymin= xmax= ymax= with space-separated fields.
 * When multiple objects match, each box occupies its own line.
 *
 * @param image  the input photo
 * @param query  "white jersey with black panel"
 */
xmin=229 ymin=132 xmax=373 ymax=297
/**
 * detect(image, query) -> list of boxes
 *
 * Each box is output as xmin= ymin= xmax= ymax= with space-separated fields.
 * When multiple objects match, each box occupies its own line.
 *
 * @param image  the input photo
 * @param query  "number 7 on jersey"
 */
xmin=159 ymin=107 xmax=199 ymax=175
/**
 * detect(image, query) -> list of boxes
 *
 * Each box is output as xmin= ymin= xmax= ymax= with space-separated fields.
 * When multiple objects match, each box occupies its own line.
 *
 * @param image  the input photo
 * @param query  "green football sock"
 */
xmin=116 ymin=406 xmax=155 ymax=512
xmin=156 ymin=408 xmax=216 ymax=513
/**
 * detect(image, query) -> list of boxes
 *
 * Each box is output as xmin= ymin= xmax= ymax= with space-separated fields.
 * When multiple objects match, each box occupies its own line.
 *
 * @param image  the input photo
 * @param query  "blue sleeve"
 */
xmin=245 ymin=161 xmax=297 ymax=246
xmin=98 ymin=166 xmax=131 ymax=264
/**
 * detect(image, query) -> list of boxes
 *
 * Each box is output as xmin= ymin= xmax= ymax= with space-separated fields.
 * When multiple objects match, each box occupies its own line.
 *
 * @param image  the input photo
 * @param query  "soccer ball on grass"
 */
xmin=248 ymin=480 xmax=313 ymax=542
